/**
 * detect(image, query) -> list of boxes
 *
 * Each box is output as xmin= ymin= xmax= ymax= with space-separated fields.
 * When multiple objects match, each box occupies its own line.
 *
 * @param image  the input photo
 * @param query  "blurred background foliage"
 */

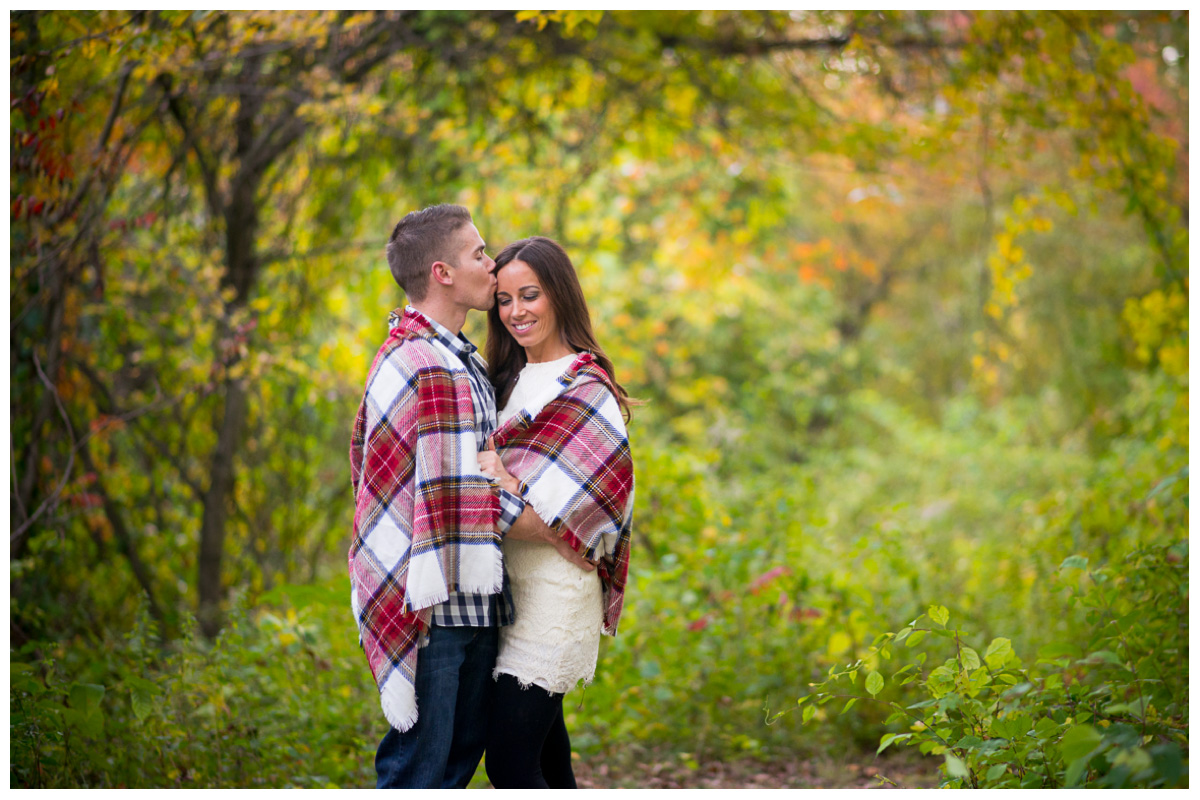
xmin=10 ymin=10 xmax=1188 ymax=788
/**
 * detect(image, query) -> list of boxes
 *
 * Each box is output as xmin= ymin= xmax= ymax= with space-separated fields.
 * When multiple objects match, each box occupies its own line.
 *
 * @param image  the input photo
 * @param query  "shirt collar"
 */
xmin=401 ymin=305 xmax=477 ymax=360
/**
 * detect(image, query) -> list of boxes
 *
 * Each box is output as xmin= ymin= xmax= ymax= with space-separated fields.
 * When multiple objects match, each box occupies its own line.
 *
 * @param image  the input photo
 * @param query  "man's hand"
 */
xmin=506 ymin=506 xmax=596 ymax=572
xmin=549 ymin=533 xmax=596 ymax=572
xmin=483 ymin=437 xmax=595 ymax=572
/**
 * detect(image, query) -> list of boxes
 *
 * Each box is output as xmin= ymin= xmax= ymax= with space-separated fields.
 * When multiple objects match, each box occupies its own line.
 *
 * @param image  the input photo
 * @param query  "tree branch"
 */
xmin=159 ymin=74 xmax=223 ymax=220
xmin=10 ymin=351 xmax=77 ymax=546
xmin=75 ymin=437 xmax=170 ymax=633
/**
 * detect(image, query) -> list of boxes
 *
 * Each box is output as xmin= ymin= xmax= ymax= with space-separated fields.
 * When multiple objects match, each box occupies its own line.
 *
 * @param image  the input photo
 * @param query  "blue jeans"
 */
xmin=375 ymin=625 xmax=499 ymax=789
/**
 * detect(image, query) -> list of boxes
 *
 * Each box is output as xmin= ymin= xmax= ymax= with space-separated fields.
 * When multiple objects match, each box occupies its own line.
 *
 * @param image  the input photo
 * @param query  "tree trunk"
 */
xmin=197 ymin=377 xmax=249 ymax=637
xmin=196 ymin=169 xmax=260 ymax=638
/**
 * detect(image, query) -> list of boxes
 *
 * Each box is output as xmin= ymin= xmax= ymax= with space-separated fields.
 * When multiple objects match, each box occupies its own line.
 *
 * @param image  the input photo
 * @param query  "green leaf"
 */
xmin=1033 ymin=716 xmax=1061 ymax=739
xmin=841 ymin=697 xmax=858 ymax=715
xmin=905 ymin=629 xmax=926 ymax=647
xmin=802 ymin=704 xmax=816 ymax=724
xmin=1146 ymin=465 xmax=1187 ymax=500
xmin=1104 ymin=695 xmax=1148 ymax=717
xmin=1150 ymin=742 xmax=1183 ymax=786
xmin=1038 ymin=642 xmax=1081 ymax=660
xmin=125 ymin=675 xmax=161 ymax=694
xmin=1008 ymin=715 xmax=1033 ymax=738
xmin=1060 ymin=555 xmax=1089 ymax=571
xmin=944 ymin=754 xmax=970 ymax=779
xmin=1001 ymin=682 xmax=1034 ymax=700
xmin=1065 ymin=755 xmax=1091 ymax=787
xmin=990 ymin=717 xmax=1013 ymax=739
xmin=985 ymin=763 xmax=1009 ymax=782
xmin=984 ymin=637 xmax=1013 ymax=668
xmin=70 ymin=683 xmax=105 ymax=717
xmin=877 ymin=732 xmax=912 ymax=755
xmin=130 ymin=684 xmax=156 ymax=722
xmin=1080 ymin=650 xmax=1123 ymax=666
xmin=865 ymin=670 xmax=884 ymax=697
xmin=959 ymin=646 xmax=981 ymax=671
xmin=928 ymin=605 xmax=949 ymax=627
xmin=894 ymin=626 xmax=913 ymax=643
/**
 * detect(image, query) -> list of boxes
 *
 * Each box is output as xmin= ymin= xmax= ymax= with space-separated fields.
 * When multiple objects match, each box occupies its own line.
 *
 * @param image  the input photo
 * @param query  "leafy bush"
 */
xmin=11 ymin=583 xmax=381 ymax=789
xmin=801 ymin=544 xmax=1188 ymax=788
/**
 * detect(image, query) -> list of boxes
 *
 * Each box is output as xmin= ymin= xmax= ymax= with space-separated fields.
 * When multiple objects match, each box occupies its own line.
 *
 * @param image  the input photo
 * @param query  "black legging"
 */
xmin=485 ymin=673 xmax=577 ymax=789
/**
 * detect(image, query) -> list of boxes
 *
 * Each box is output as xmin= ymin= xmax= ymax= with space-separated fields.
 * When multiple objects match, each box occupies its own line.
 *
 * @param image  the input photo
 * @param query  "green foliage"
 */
xmin=803 ymin=544 xmax=1188 ymax=788
xmin=11 ymin=586 xmax=380 ymax=788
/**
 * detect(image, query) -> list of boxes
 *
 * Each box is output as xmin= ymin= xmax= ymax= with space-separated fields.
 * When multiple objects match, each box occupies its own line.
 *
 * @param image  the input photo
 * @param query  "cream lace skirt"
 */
xmin=494 ymin=537 xmax=603 ymax=694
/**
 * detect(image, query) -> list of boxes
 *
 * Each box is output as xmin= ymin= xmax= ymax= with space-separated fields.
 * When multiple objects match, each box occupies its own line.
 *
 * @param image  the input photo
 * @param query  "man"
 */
xmin=348 ymin=204 xmax=589 ymax=788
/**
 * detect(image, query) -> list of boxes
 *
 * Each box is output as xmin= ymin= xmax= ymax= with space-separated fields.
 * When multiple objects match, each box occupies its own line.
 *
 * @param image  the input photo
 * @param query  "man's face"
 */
xmin=448 ymin=223 xmax=497 ymax=311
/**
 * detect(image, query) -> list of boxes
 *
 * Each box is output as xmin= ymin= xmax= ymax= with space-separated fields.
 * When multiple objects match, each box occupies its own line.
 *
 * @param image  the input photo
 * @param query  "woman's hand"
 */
xmin=479 ymin=436 xmax=520 ymax=495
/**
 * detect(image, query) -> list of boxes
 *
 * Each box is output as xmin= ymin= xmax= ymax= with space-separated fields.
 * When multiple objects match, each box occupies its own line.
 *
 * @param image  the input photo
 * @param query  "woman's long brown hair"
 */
xmin=485 ymin=236 xmax=635 ymax=422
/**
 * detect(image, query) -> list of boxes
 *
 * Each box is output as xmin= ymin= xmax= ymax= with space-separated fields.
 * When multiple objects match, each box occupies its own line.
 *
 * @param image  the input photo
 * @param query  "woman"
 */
xmin=478 ymin=236 xmax=635 ymax=789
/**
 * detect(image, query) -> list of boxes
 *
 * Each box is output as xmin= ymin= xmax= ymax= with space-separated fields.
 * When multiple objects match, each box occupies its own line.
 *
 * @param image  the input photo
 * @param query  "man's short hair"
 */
xmin=385 ymin=204 xmax=474 ymax=301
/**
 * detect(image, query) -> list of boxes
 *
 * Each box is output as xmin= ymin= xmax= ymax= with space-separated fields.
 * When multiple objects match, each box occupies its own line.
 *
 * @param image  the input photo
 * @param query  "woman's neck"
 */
xmin=524 ymin=339 xmax=574 ymax=364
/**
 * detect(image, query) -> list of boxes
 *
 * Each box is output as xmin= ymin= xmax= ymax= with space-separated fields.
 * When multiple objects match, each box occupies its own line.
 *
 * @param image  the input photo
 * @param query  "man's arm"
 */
xmin=506 ymin=504 xmax=595 ymax=571
xmin=480 ymin=448 xmax=595 ymax=571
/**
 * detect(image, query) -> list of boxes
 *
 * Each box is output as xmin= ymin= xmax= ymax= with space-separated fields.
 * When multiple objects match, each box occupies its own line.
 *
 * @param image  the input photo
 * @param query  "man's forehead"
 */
xmin=457 ymin=223 xmax=485 ymax=250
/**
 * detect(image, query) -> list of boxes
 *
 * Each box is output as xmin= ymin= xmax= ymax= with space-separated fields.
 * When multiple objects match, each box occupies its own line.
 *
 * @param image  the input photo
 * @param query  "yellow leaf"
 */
xmin=827 ymin=631 xmax=853 ymax=658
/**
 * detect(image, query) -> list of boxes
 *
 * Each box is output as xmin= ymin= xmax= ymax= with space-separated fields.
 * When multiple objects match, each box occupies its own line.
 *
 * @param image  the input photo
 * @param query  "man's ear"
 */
xmin=430 ymin=260 xmax=454 ymax=287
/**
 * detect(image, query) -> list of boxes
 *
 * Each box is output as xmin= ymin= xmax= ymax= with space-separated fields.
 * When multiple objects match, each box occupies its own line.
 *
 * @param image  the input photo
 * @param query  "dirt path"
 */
xmin=571 ymin=749 xmax=939 ymax=789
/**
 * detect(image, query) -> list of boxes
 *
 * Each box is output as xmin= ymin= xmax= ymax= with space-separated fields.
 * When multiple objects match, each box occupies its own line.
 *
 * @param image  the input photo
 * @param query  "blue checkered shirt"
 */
xmin=399 ymin=306 xmax=520 ymax=628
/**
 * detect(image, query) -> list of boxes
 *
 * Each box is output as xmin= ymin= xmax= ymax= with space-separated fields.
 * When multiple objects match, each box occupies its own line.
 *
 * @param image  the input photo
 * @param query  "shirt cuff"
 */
xmin=496 ymin=487 xmax=526 ymax=535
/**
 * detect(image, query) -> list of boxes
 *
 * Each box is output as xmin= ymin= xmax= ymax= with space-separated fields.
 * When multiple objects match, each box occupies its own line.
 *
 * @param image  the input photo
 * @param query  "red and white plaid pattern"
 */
xmin=493 ymin=353 xmax=635 ymax=636
xmin=349 ymin=308 xmax=503 ymax=732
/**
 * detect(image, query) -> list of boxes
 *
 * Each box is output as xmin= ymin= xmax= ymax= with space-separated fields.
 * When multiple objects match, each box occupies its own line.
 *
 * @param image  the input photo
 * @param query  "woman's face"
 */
xmin=496 ymin=259 xmax=561 ymax=357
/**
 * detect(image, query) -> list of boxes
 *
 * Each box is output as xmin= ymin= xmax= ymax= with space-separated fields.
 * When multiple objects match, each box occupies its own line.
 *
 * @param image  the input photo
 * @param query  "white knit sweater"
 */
xmin=494 ymin=354 xmax=604 ymax=694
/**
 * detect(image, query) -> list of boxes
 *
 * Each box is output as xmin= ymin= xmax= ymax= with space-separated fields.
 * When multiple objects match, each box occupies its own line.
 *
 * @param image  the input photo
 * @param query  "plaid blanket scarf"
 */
xmin=493 ymin=353 xmax=635 ymax=636
xmin=348 ymin=309 xmax=502 ymax=732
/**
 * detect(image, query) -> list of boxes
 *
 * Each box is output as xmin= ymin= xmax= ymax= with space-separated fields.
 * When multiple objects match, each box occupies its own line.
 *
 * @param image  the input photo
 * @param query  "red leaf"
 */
xmin=748 ymin=565 xmax=791 ymax=594
xmin=69 ymin=492 xmax=104 ymax=509
xmin=31 ymin=199 xmax=45 ymax=216
xmin=791 ymin=607 xmax=823 ymax=621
